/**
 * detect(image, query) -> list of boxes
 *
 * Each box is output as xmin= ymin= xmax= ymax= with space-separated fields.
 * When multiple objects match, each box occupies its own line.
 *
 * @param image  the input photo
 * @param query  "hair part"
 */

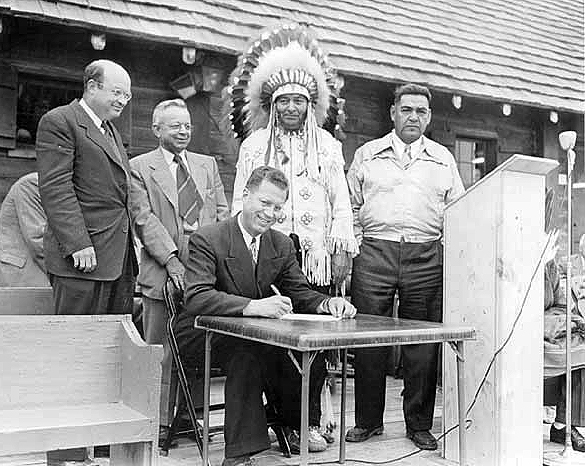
xmin=394 ymin=83 xmax=432 ymax=106
xmin=245 ymin=166 xmax=289 ymax=196
xmin=152 ymin=99 xmax=188 ymax=126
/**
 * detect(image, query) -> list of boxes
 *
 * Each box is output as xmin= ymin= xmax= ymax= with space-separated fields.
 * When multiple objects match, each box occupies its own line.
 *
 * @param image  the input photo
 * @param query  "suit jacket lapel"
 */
xmin=256 ymin=231 xmax=281 ymax=294
xmin=150 ymin=148 xmax=179 ymax=212
xmin=73 ymin=101 xmax=128 ymax=175
xmin=224 ymin=217 xmax=259 ymax=298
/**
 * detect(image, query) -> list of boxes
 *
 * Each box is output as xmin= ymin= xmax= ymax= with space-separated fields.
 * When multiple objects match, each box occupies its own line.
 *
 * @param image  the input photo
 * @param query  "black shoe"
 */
xmin=406 ymin=429 xmax=437 ymax=450
xmin=550 ymin=424 xmax=585 ymax=452
xmin=345 ymin=425 xmax=384 ymax=442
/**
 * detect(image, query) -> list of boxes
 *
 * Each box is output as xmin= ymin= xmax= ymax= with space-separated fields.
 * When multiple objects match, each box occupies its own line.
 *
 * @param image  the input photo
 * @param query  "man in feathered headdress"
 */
xmin=227 ymin=24 xmax=358 ymax=454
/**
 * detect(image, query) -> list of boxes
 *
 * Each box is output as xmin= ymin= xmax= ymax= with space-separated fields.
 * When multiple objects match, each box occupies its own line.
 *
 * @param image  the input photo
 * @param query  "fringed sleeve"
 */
xmin=321 ymin=134 xmax=359 ymax=257
xmin=231 ymin=131 xmax=268 ymax=216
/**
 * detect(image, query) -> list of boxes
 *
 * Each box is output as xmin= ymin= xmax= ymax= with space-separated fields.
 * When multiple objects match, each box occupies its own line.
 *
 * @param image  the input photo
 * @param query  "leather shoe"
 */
xmin=406 ymin=429 xmax=437 ymax=450
xmin=550 ymin=424 xmax=585 ymax=452
xmin=345 ymin=425 xmax=384 ymax=442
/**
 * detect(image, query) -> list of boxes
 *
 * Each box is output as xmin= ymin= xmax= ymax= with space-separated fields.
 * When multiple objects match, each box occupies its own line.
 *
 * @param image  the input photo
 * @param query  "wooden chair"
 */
xmin=0 ymin=314 xmax=163 ymax=465
xmin=161 ymin=278 xmax=291 ymax=459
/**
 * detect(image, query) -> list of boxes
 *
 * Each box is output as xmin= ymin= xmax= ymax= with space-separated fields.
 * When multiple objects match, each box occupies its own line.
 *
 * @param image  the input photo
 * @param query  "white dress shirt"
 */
xmin=237 ymin=213 xmax=261 ymax=259
xmin=79 ymin=99 xmax=105 ymax=134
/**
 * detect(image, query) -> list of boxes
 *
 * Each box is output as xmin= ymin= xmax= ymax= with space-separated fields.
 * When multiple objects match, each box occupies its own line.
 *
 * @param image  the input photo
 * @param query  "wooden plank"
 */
xmin=0 ymin=403 xmax=151 ymax=456
xmin=0 ymin=402 xmax=147 ymax=432
xmin=0 ymin=316 xmax=124 ymax=409
xmin=0 ymin=454 xmax=46 ymax=465
xmin=0 ymin=287 xmax=53 ymax=315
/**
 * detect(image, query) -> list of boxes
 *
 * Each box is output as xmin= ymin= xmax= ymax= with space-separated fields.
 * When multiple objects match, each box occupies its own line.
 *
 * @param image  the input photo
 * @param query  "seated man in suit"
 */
xmin=174 ymin=166 xmax=356 ymax=466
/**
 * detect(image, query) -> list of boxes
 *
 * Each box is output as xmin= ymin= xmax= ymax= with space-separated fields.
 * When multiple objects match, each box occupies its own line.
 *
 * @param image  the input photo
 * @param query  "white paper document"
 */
xmin=280 ymin=313 xmax=342 ymax=322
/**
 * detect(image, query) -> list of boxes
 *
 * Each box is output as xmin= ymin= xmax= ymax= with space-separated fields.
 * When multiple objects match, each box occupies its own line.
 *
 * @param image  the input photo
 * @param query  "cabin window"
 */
xmin=12 ymin=74 xmax=82 ymax=158
xmin=454 ymin=138 xmax=497 ymax=188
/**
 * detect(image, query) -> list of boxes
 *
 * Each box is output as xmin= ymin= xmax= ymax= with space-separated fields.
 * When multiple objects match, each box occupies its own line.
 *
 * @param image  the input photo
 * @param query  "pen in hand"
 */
xmin=271 ymin=284 xmax=292 ymax=316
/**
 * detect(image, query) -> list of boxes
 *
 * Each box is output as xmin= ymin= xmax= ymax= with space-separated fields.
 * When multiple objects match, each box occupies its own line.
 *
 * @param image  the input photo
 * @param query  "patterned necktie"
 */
xmin=250 ymin=237 xmax=258 ymax=264
xmin=174 ymin=154 xmax=203 ymax=225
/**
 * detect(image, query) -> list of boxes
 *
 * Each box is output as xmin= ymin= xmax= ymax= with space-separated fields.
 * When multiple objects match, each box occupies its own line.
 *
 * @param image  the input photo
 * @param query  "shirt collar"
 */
xmin=371 ymin=130 xmax=441 ymax=162
xmin=160 ymin=146 xmax=187 ymax=167
xmin=390 ymin=130 xmax=423 ymax=159
xmin=237 ymin=213 xmax=261 ymax=249
xmin=79 ymin=98 xmax=103 ymax=131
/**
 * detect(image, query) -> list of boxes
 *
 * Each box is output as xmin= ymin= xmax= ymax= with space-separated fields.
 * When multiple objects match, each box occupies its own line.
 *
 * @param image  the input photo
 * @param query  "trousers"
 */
xmin=351 ymin=237 xmax=442 ymax=431
xmin=176 ymin=328 xmax=326 ymax=458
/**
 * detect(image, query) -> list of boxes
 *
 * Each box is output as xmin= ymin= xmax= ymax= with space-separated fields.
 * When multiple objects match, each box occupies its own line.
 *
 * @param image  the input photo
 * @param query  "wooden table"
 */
xmin=194 ymin=314 xmax=475 ymax=466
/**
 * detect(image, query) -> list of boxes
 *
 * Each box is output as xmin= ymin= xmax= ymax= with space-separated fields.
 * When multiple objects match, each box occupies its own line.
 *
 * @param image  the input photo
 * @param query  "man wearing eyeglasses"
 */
xmin=345 ymin=83 xmax=465 ymax=451
xmin=36 ymin=58 xmax=136 ymax=319
xmin=129 ymin=98 xmax=229 ymax=443
xmin=36 ymin=59 xmax=137 ymax=461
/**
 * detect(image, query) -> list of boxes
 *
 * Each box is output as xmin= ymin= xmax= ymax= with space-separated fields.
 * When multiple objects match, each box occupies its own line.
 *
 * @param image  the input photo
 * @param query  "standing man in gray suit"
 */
xmin=130 ymin=98 xmax=229 ymax=440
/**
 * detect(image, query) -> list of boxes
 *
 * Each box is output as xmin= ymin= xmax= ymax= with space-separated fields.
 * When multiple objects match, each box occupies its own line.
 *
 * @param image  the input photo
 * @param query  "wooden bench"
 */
xmin=0 ymin=314 xmax=163 ymax=465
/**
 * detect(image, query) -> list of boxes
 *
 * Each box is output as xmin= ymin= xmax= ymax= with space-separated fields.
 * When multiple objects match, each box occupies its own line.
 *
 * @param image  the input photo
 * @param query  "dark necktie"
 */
xmin=174 ymin=154 xmax=202 ymax=225
xmin=101 ymin=121 xmax=122 ymax=161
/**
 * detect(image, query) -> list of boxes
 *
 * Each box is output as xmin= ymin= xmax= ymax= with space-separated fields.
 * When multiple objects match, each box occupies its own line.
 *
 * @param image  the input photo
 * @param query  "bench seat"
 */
xmin=0 ymin=315 xmax=162 ymax=465
xmin=0 ymin=402 xmax=153 ymax=455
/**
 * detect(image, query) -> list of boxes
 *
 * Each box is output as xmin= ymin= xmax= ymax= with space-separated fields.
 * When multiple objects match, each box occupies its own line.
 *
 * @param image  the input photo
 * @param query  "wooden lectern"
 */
xmin=443 ymin=154 xmax=558 ymax=465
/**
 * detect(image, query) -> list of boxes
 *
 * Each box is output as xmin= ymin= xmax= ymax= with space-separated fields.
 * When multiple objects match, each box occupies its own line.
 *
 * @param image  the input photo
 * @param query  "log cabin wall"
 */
xmin=0 ymin=18 xmax=237 ymax=202
xmin=0 ymin=18 xmax=582 ymax=249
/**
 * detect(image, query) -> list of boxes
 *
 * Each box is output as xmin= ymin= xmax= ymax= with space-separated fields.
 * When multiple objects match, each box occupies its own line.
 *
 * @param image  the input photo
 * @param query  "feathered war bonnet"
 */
xmin=226 ymin=24 xmax=346 ymax=176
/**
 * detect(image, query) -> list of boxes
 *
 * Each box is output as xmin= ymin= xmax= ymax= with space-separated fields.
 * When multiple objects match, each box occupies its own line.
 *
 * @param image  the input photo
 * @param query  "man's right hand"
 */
xmin=71 ymin=246 xmax=97 ymax=273
xmin=243 ymin=295 xmax=293 ymax=318
xmin=166 ymin=255 xmax=185 ymax=292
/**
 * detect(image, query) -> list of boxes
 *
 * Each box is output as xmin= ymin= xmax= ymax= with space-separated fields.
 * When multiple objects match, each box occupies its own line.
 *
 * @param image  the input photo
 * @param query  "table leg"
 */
xmin=203 ymin=331 xmax=212 ymax=466
xmin=300 ymin=351 xmax=311 ymax=466
xmin=456 ymin=340 xmax=466 ymax=466
xmin=339 ymin=348 xmax=347 ymax=464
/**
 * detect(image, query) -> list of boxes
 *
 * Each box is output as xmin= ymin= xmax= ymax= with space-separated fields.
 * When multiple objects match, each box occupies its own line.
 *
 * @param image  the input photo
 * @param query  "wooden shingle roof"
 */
xmin=1 ymin=0 xmax=583 ymax=112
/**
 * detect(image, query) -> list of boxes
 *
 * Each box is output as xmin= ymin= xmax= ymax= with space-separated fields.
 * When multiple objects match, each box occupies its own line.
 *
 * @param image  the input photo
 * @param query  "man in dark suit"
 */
xmin=36 ymin=59 xmax=137 ymax=316
xmin=174 ymin=166 xmax=356 ymax=466
xmin=130 ymin=98 xmax=229 ymax=438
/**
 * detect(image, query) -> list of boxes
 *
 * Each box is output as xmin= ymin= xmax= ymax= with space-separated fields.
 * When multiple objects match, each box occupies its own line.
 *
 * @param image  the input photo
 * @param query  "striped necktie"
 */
xmin=174 ymin=154 xmax=202 ymax=225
